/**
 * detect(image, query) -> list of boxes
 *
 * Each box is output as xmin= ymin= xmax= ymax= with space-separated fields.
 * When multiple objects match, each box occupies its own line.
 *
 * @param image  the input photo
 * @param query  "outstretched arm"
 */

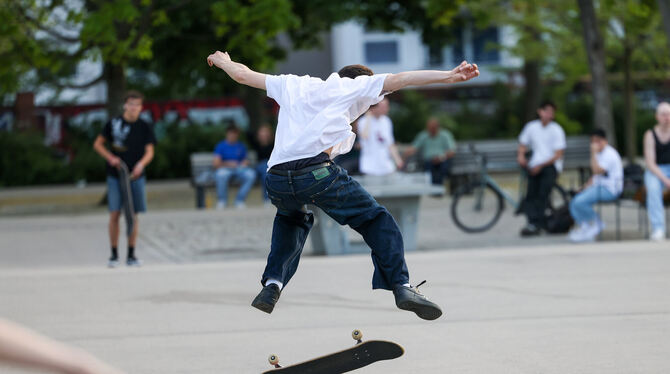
xmin=382 ymin=61 xmax=479 ymax=93
xmin=0 ymin=318 xmax=125 ymax=374
xmin=207 ymin=51 xmax=266 ymax=90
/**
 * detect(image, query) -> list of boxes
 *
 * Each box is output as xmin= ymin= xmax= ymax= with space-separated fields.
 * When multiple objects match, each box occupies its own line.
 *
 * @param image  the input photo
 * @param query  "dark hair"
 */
xmin=226 ymin=124 xmax=239 ymax=134
xmin=590 ymin=128 xmax=607 ymax=139
xmin=539 ymin=100 xmax=556 ymax=110
xmin=337 ymin=64 xmax=374 ymax=79
xmin=124 ymin=90 xmax=144 ymax=103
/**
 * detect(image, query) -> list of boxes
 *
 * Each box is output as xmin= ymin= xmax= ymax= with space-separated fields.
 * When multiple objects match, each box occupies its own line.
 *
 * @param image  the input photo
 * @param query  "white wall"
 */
xmin=331 ymin=21 xmax=522 ymax=86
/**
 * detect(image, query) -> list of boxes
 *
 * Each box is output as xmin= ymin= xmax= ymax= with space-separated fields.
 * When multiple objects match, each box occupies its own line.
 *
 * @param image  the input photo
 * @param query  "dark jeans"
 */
xmin=424 ymin=159 xmax=451 ymax=185
xmin=524 ymin=165 xmax=558 ymax=228
xmin=262 ymin=164 xmax=410 ymax=290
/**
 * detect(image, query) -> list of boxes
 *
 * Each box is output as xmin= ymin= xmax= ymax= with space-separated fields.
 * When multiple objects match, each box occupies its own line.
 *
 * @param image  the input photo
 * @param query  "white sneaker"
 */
xmin=568 ymin=225 xmax=585 ymax=242
xmin=235 ymin=201 xmax=247 ymax=210
xmin=107 ymin=258 xmax=120 ymax=268
xmin=570 ymin=222 xmax=597 ymax=243
xmin=583 ymin=220 xmax=602 ymax=240
xmin=650 ymin=229 xmax=666 ymax=241
xmin=216 ymin=201 xmax=226 ymax=210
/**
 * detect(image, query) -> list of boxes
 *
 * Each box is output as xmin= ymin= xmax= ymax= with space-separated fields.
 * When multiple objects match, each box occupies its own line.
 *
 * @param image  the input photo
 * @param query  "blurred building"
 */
xmin=277 ymin=21 xmax=522 ymax=86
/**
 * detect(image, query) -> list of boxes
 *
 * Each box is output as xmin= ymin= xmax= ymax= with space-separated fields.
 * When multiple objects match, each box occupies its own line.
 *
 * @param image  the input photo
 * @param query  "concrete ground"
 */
xmin=1 ymin=242 xmax=668 ymax=374
xmin=1 ymin=177 xmax=668 ymax=373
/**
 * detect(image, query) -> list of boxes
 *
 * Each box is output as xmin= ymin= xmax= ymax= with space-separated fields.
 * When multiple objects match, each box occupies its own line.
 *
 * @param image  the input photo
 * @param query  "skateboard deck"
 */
xmin=117 ymin=161 xmax=135 ymax=238
xmin=263 ymin=330 xmax=403 ymax=374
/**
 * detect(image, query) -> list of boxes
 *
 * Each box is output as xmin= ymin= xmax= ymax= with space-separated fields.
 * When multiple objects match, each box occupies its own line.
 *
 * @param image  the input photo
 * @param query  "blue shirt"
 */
xmin=214 ymin=141 xmax=247 ymax=162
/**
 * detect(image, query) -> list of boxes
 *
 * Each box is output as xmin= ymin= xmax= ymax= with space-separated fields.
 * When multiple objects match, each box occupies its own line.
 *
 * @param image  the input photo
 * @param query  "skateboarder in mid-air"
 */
xmin=207 ymin=51 xmax=479 ymax=320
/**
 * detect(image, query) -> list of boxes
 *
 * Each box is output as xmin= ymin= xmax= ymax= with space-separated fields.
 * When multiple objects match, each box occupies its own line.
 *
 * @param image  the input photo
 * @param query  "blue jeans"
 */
xmin=215 ymin=167 xmax=256 ymax=204
xmin=645 ymin=165 xmax=670 ymax=232
xmin=569 ymin=185 xmax=618 ymax=225
xmin=263 ymin=164 xmax=409 ymax=290
xmin=424 ymin=159 xmax=451 ymax=185
xmin=255 ymin=159 xmax=269 ymax=201
xmin=107 ymin=175 xmax=147 ymax=212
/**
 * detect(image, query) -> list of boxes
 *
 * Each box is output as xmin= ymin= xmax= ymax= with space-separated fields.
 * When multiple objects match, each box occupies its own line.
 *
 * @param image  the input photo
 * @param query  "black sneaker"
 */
xmin=520 ymin=224 xmax=541 ymax=237
xmin=393 ymin=281 xmax=442 ymax=321
xmin=251 ymin=284 xmax=281 ymax=314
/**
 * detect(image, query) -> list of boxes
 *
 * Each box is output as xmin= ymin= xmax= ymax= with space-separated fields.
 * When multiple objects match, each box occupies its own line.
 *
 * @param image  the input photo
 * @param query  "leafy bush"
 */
xmin=0 ymin=131 xmax=71 ymax=186
xmin=147 ymin=121 xmax=230 ymax=180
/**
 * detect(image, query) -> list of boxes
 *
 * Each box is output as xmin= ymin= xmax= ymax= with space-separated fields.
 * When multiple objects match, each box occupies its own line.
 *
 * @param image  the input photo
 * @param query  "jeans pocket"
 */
xmin=267 ymin=193 xmax=287 ymax=211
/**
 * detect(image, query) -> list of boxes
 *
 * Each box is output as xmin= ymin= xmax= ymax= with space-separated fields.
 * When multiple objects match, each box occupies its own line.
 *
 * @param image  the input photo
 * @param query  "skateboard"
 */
xmin=117 ymin=161 xmax=135 ymax=237
xmin=263 ymin=330 xmax=404 ymax=374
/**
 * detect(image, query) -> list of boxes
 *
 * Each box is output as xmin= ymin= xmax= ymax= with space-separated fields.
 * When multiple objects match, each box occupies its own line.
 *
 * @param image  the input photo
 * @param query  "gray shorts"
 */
xmin=106 ymin=175 xmax=147 ymax=213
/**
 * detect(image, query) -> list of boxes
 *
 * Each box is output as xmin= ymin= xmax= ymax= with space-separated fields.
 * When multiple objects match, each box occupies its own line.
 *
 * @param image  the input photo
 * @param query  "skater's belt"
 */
xmin=268 ymin=162 xmax=332 ymax=177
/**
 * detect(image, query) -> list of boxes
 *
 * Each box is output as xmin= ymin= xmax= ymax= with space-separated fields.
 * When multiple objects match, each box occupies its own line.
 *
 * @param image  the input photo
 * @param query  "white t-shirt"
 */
xmin=265 ymin=72 xmax=388 ymax=169
xmin=592 ymin=144 xmax=623 ymax=195
xmin=518 ymin=120 xmax=567 ymax=172
xmin=357 ymin=114 xmax=396 ymax=176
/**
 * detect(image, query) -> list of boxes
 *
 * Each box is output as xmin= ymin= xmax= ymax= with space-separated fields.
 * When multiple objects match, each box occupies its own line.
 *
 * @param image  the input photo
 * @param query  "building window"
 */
xmin=473 ymin=27 xmax=499 ymax=63
xmin=451 ymin=28 xmax=465 ymax=65
xmin=364 ymin=41 xmax=399 ymax=64
xmin=427 ymin=44 xmax=444 ymax=67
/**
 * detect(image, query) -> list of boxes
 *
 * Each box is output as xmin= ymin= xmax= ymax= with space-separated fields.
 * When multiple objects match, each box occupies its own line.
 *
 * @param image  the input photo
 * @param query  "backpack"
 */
xmin=622 ymin=163 xmax=644 ymax=200
xmin=545 ymin=205 xmax=574 ymax=234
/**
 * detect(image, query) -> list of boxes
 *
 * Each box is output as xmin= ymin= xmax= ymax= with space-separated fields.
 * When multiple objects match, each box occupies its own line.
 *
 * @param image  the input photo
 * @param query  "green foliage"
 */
xmin=390 ymin=91 xmax=439 ymax=143
xmin=147 ymin=122 xmax=230 ymax=180
xmin=65 ymin=124 xmax=107 ymax=182
xmin=0 ymin=131 xmax=70 ymax=187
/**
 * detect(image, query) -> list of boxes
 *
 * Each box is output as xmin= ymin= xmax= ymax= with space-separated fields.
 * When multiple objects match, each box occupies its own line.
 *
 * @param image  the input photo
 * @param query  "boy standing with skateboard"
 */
xmin=93 ymin=91 xmax=156 ymax=268
xmin=207 ymin=51 xmax=479 ymax=320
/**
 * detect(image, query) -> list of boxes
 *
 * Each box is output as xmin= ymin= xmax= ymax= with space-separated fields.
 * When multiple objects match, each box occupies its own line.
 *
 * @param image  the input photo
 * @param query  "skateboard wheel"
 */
xmin=352 ymin=329 xmax=363 ymax=341
xmin=268 ymin=354 xmax=279 ymax=366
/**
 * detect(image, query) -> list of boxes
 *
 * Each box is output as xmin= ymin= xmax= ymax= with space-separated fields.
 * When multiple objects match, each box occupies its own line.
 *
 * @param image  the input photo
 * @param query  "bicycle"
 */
xmin=450 ymin=145 xmax=569 ymax=233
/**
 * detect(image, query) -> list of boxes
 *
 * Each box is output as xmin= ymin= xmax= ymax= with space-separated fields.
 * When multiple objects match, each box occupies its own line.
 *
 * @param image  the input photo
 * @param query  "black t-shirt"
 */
xmin=246 ymin=130 xmax=274 ymax=161
xmin=101 ymin=117 xmax=156 ymax=177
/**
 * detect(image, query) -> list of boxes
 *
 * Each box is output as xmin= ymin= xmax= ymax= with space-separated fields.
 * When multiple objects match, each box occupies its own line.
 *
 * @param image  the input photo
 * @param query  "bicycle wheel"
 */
xmin=451 ymin=180 xmax=505 ymax=233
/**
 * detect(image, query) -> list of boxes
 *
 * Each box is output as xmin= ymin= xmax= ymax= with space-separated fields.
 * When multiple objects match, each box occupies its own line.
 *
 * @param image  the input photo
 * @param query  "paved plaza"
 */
xmin=1 ymin=181 xmax=668 ymax=373
xmin=1 ymin=242 xmax=669 ymax=373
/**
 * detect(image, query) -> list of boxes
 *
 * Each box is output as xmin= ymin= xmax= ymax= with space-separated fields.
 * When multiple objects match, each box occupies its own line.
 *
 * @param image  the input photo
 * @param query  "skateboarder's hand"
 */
xmin=107 ymin=156 xmax=121 ymax=168
xmin=449 ymin=61 xmax=479 ymax=83
xmin=207 ymin=51 xmax=231 ymax=69
xmin=131 ymin=163 xmax=144 ymax=179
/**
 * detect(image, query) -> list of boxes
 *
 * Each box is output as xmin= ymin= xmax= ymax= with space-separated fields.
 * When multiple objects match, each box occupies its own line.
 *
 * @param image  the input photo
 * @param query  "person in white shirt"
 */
xmin=207 ymin=51 xmax=479 ymax=320
xmin=568 ymin=129 xmax=623 ymax=242
xmin=517 ymin=100 xmax=567 ymax=236
xmin=357 ymin=98 xmax=403 ymax=175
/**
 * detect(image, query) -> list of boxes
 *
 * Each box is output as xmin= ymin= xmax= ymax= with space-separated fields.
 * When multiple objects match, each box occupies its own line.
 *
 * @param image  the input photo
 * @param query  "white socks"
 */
xmin=265 ymin=279 xmax=284 ymax=290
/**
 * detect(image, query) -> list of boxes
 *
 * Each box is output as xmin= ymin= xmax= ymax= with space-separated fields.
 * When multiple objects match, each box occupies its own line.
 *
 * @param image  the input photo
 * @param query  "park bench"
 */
xmin=449 ymin=135 xmax=591 ymax=180
xmin=308 ymin=173 xmax=443 ymax=255
xmin=190 ymin=151 xmax=258 ymax=209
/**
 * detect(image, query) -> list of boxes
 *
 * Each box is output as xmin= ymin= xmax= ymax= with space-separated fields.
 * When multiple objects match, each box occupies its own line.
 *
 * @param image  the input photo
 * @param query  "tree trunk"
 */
xmin=523 ymin=59 xmax=542 ymax=123
xmin=622 ymin=42 xmax=636 ymax=162
xmin=577 ymin=0 xmax=616 ymax=146
xmin=104 ymin=63 xmax=126 ymax=118
xmin=658 ymin=0 xmax=670 ymax=52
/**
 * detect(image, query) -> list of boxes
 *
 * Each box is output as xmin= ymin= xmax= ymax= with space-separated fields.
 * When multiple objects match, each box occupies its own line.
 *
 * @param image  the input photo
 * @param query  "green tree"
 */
xmin=577 ymin=0 xmax=617 ymax=145
xmin=603 ymin=0 xmax=669 ymax=160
